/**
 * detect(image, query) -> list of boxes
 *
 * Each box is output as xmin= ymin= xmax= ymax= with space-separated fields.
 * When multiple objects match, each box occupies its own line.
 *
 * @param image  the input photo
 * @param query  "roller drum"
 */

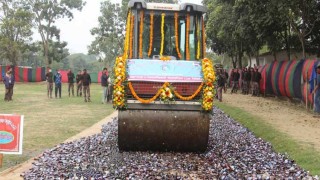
xmin=118 ymin=110 xmax=210 ymax=152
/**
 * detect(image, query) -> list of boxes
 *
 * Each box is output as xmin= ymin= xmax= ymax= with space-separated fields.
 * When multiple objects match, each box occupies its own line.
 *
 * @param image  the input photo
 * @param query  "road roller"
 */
xmin=113 ymin=0 xmax=215 ymax=152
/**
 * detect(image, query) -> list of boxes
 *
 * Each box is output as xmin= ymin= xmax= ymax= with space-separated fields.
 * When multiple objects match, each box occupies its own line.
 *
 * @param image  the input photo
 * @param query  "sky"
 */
xmin=33 ymin=0 xmax=202 ymax=54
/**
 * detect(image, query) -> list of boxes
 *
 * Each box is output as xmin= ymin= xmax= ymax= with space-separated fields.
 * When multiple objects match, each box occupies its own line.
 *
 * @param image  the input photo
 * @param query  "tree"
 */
xmin=287 ymin=0 xmax=320 ymax=58
xmin=26 ymin=0 xmax=86 ymax=66
xmin=0 ymin=0 xmax=33 ymax=65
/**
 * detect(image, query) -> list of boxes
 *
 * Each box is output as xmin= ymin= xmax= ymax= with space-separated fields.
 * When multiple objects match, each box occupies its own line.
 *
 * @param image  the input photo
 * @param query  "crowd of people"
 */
xmin=215 ymin=67 xmax=262 ymax=102
xmin=45 ymin=67 xmax=112 ymax=103
xmin=2 ymin=66 xmax=112 ymax=104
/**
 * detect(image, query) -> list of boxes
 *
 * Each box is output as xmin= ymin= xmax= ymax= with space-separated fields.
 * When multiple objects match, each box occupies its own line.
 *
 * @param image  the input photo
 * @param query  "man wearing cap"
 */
xmin=3 ymin=67 xmax=15 ymax=101
xmin=76 ymin=70 xmax=83 ymax=97
xmin=67 ymin=69 xmax=75 ymax=97
xmin=101 ymin=68 xmax=109 ymax=104
xmin=82 ymin=69 xmax=91 ymax=102
xmin=46 ymin=68 xmax=54 ymax=98
xmin=54 ymin=69 xmax=62 ymax=98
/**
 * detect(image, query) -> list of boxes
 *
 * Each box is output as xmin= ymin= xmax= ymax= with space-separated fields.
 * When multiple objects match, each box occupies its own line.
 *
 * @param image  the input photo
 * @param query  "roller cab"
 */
xmin=113 ymin=0 xmax=215 ymax=152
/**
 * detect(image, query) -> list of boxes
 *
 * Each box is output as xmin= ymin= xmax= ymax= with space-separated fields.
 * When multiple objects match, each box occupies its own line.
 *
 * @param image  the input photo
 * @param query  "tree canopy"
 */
xmin=204 ymin=0 xmax=320 ymax=68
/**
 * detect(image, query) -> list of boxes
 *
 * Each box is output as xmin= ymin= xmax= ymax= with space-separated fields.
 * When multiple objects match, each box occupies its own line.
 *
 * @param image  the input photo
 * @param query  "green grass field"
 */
xmin=216 ymin=102 xmax=320 ymax=175
xmin=0 ymin=82 xmax=114 ymax=171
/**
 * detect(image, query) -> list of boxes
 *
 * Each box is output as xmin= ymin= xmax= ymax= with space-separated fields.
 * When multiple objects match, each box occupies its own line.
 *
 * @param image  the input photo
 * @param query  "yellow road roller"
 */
xmin=113 ymin=0 xmax=215 ymax=152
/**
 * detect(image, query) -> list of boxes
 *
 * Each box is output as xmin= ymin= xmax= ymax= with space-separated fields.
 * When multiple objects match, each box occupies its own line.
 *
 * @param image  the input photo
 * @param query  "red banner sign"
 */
xmin=0 ymin=114 xmax=24 ymax=154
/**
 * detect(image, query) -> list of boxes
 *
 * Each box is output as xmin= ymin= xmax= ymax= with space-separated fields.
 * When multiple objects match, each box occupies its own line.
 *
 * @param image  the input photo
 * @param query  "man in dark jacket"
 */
xmin=231 ymin=68 xmax=240 ymax=94
xmin=46 ymin=68 xmax=54 ymax=98
xmin=216 ymin=69 xmax=225 ymax=102
xmin=54 ymin=70 xmax=62 ymax=98
xmin=252 ymin=68 xmax=262 ymax=96
xmin=3 ymin=67 xmax=15 ymax=101
xmin=101 ymin=68 xmax=109 ymax=104
xmin=67 ymin=69 xmax=75 ymax=97
xmin=82 ymin=69 xmax=91 ymax=102
xmin=76 ymin=70 xmax=82 ymax=97
xmin=243 ymin=68 xmax=251 ymax=95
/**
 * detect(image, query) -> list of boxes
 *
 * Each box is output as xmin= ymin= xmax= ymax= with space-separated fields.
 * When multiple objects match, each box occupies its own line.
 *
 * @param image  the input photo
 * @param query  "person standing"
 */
xmin=243 ymin=68 xmax=251 ymax=95
xmin=312 ymin=65 xmax=320 ymax=115
xmin=67 ymin=69 xmax=75 ymax=97
xmin=3 ymin=67 xmax=15 ymax=101
xmin=82 ymin=69 xmax=91 ymax=102
xmin=224 ymin=69 xmax=229 ymax=92
xmin=54 ymin=70 xmax=62 ymax=98
xmin=231 ymin=68 xmax=240 ymax=94
xmin=46 ymin=68 xmax=54 ymax=98
xmin=252 ymin=68 xmax=261 ymax=96
xmin=216 ymin=69 xmax=225 ymax=102
xmin=101 ymin=68 xmax=109 ymax=104
xmin=76 ymin=70 xmax=83 ymax=97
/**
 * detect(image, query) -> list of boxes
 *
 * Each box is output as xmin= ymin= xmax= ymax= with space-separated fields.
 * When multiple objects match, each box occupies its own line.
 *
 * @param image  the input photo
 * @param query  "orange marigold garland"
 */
xmin=129 ymin=15 xmax=134 ymax=59
xmin=129 ymin=82 xmax=170 ymax=104
xmin=147 ymin=11 xmax=154 ymax=57
xmin=113 ymin=56 xmax=127 ymax=109
xmin=173 ymin=82 xmax=204 ymax=101
xmin=186 ymin=14 xmax=190 ymax=60
xmin=123 ymin=11 xmax=131 ymax=59
xmin=201 ymin=58 xmax=216 ymax=111
xmin=139 ymin=11 xmax=144 ymax=58
xmin=174 ymin=12 xmax=182 ymax=59
xmin=160 ymin=13 xmax=165 ymax=56
xmin=202 ymin=16 xmax=206 ymax=57
xmin=196 ymin=17 xmax=201 ymax=60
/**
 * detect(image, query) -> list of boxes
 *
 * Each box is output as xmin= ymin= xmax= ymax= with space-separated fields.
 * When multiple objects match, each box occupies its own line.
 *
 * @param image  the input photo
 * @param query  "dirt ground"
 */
xmin=222 ymin=92 xmax=320 ymax=151
xmin=0 ymin=111 xmax=118 ymax=180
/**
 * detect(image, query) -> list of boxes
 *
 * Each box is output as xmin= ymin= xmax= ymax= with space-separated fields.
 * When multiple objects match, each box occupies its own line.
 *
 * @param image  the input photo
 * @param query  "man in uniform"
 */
xmin=67 ymin=69 xmax=75 ymax=97
xmin=231 ymin=68 xmax=240 ymax=94
xmin=243 ymin=68 xmax=251 ymax=95
xmin=76 ymin=70 xmax=82 ymax=97
xmin=45 ymin=68 xmax=54 ymax=98
xmin=252 ymin=68 xmax=262 ymax=96
xmin=82 ymin=69 xmax=91 ymax=102
xmin=216 ymin=69 xmax=225 ymax=102
xmin=3 ymin=67 xmax=15 ymax=101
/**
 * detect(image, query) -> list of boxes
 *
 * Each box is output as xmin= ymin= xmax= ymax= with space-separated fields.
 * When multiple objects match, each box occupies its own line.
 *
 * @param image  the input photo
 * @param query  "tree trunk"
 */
xmin=232 ymin=56 xmax=236 ymax=68
xmin=248 ymin=54 xmax=252 ymax=67
xmin=285 ymin=22 xmax=291 ymax=60
xmin=255 ymin=51 xmax=260 ymax=66
xmin=238 ymin=52 xmax=243 ymax=69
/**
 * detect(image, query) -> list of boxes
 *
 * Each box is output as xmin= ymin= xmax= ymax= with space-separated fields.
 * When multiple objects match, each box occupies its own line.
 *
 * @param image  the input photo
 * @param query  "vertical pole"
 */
xmin=306 ymin=71 xmax=308 ymax=109
xmin=264 ymin=69 xmax=266 ymax=97
xmin=0 ymin=154 xmax=3 ymax=168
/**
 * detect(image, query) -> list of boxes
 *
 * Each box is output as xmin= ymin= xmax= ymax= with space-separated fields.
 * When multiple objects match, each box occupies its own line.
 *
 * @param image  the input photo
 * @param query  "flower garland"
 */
xmin=128 ymin=82 xmax=169 ymax=104
xmin=160 ymin=13 xmax=165 ymax=56
xmin=129 ymin=15 xmax=134 ymax=59
xmin=147 ymin=11 xmax=154 ymax=57
xmin=113 ymin=56 xmax=127 ymax=109
xmin=139 ymin=11 xmax=144 ymax=59
xmin=160 ymin=56 xmax=171 ymax=61
xmin=174 ymin=13 xmax=182 ymax=59
xmin=123 ymin=11 xmax=132 ymax=59
xmin=186 ymin=14 xmax=190 ymax=60
xmin=196 ymin=18 xmax=201 ymax=60
xmin=160 ymin=83 xmax=175 ymax=102
xmin=201 ymin=58 xmax=216 ymax=111
xmin=173 ymin=82 xmax=204 ymax=101
xmin=202 ymin=16 xmax=206 ymax=57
